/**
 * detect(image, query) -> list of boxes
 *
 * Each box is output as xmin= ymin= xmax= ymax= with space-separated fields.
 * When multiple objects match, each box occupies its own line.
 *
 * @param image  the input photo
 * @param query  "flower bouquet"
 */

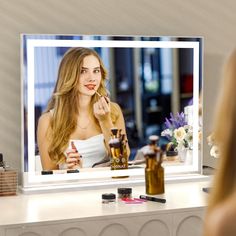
xmin=207 ymin=133 xmax=220 ymax=158
xmin=161 ymin=112 xmax=193 ymax=161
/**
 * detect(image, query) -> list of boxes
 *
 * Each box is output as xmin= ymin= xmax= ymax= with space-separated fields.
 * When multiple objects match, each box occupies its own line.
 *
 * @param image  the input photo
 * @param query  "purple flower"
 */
xmin=164 ymin=117 xmax=172 ymax=129
xmin=164 ymin=112 xmax=187 ymax=130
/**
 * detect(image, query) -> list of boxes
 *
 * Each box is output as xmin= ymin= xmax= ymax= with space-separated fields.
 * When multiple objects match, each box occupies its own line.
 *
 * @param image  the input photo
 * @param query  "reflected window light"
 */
xmin=144 ymin=62 xmax=152 ymax=82
xmin=34 ymin=47 xmax=60 ymax=111
xmin=160 ymin=48 xmax=172 ymax=94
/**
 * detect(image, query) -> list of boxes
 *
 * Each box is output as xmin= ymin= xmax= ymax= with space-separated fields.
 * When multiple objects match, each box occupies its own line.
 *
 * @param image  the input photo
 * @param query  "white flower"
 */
xmin=210 ymin=145 xmax=220 ymax=158
xmin=177 ymin=141 xmax=185 ymax=150
xmin=174 ymin=127 xmax=186 ymax=141
xmin=207 ymin=134 xmax=215 ymax=146
xmin=185 ymin=132 xmax=193 ymax=148
xmin=184 ymin=125 xmax=193 ymax=132
xmin=198 ymin=131 xmax=202 ymax=143
xmin=161 ymin=129 xmax=173 ymax=137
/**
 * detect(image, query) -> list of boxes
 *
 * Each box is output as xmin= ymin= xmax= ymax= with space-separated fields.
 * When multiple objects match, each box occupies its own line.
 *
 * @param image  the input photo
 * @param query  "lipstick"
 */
xmin=94 ymin=90 xmax=109 ymax=104
xmin=94 ymin=90 xmax=102 ymax=97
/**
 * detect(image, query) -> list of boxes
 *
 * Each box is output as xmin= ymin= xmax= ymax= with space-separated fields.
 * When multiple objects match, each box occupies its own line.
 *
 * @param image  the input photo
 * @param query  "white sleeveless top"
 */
xmin=49 ymin=110 xmax=107 ymax=169
xmin=60 ymin=134 xmax=107 ymax=169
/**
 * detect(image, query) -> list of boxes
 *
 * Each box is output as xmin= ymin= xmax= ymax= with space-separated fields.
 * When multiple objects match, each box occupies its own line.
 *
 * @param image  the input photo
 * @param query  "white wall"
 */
xmin=0 ymin=0 xmax=235 ymax=171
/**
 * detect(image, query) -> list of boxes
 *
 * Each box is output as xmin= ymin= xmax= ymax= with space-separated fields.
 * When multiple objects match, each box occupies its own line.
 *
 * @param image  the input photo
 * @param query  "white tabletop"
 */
xmin=0 ymin=180 xmax=209 ymax=227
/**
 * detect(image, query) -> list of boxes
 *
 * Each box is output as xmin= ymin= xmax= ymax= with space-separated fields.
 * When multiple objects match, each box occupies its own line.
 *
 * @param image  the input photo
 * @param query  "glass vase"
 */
xmin=177 ymin=148 xmax=193 ymax=164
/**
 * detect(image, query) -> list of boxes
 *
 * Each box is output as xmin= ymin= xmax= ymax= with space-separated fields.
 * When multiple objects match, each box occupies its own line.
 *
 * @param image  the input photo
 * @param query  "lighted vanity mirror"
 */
xmin=21 ymin=34 xmax=202 ymax=190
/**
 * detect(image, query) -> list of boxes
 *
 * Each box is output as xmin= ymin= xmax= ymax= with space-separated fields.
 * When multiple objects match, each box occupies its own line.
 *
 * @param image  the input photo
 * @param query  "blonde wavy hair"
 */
xmin=207 ymin=49 xmax=236 ymax=212
xmin=45 ymin=47 xmax=119 ymax=164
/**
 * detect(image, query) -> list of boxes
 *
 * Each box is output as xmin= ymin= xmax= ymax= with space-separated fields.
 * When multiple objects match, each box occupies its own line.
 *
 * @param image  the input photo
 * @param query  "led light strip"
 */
xmin=26 ymin=38 xmax=200 ymax=182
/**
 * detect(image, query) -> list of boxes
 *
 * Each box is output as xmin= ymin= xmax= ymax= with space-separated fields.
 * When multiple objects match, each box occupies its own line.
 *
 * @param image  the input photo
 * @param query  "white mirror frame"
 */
xmin=21 ymin=36 xmax=201 ymax=192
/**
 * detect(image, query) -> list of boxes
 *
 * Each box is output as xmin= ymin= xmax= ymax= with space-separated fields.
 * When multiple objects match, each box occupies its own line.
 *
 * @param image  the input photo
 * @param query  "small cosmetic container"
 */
xmin=67 ymin=169 xmax=80 ymax=173
xmin=117 ymin=188 xmax=132 ymax=199
xmin=41 ymin=170 xmax=53 ymax=175
xmin=102 ymin=193 xmax=116 ymax=204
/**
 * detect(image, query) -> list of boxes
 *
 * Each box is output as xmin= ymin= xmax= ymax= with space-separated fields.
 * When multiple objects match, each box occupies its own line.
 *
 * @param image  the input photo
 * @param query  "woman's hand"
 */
xmin=93 ymin=96 xmax=110 ymax=122
xmin=65 ymin=145 xmax=82 ymax=169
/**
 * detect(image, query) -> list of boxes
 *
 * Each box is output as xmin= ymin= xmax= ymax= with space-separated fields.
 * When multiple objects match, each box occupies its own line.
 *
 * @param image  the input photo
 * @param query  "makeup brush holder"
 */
xmin=144 ymin=136 xmax=165 ymax=195
xmin=109 ymin=128 xmax=128 ymax=171
xmin=110 ymin=150 xmax=128 ymax=170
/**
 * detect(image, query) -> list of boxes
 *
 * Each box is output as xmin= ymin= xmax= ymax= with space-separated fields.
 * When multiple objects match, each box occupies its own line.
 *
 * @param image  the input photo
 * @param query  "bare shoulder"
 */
xmin=37 ymin=112 xmax=51 ymax=131
xmin=110 ymin=102 xmax=122 ymax=113
xmin=206 ymin=195 xmax=236 ymax=236
xmin=110 ymin=102 xmax=123 ymax=121
xmin=110 ymin=101 xmax=121 ymax=109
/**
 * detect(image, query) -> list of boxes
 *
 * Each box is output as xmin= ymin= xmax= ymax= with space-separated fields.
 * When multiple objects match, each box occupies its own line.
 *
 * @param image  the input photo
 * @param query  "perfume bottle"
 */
xmin=109 ymin=128 xmax=128 ymax=173
xmin=144 ymin=136 xmax=165 ymax=195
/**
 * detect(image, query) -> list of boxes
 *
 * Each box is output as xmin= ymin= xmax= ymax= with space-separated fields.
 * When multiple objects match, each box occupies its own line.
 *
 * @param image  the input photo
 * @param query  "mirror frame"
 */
xmin=21 ymin=35 xmax=202 ymax=191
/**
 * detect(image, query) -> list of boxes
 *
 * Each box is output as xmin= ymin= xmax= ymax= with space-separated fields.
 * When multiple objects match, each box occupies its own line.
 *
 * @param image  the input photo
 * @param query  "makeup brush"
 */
xmin=94 ymin=90 xmax=102 ymax=97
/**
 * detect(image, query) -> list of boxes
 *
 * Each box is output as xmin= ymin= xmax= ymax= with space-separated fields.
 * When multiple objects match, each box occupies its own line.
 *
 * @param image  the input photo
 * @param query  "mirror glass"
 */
xmin=21 ymin=35 xmax=202 ymax=185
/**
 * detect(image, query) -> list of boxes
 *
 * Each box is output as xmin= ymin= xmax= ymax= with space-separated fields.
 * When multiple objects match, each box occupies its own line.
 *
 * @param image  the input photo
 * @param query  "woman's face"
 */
xmin=78 ymin=55 xmax=102 ymax=96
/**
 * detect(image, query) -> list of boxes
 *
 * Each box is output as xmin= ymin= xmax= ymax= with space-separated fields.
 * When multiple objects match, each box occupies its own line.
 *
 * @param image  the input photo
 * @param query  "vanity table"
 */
xmin=0 ymin=179 xmax=209 ymax=236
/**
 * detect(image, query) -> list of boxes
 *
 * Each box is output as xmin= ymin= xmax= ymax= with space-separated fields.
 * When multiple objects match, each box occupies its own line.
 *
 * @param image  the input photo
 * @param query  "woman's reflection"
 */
xmin=37 ymin=47 xmax=130 ymax=170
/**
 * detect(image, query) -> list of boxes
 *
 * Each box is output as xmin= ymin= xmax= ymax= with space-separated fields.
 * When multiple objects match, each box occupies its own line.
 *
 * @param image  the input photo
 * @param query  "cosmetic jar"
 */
xmin=117 ymin=188 xmax=132 ymax=199
xmin=102 ymin=193 xmax=116 ymax=204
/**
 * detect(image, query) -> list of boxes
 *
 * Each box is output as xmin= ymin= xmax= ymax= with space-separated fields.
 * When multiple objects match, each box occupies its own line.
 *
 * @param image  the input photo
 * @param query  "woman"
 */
xmin=37 ymin=47 xmax=130 ymax=170
xmin=204 ymin=49 xmax=236 ymax=236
